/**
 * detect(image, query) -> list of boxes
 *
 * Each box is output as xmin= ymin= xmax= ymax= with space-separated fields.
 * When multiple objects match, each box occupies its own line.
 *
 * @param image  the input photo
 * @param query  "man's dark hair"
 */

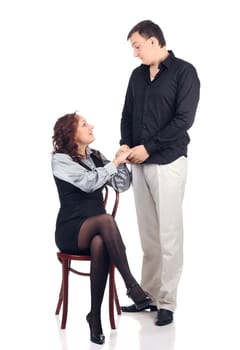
xmin=127 ymin=20 xmax=166 ymax=47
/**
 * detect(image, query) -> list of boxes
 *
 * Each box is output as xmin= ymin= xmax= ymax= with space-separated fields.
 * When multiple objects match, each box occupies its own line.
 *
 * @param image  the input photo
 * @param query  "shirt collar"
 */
xmin=86 ymin=146 xmax=93 ymax=157
xmin=140 ymin=50 xmax=175 ymax=71
xmin=159 ymin=50 xmax=175 ymax=69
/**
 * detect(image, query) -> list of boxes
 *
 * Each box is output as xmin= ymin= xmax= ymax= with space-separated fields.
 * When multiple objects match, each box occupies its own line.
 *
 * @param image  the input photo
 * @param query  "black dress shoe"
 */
xmin=155 ymin=309 xmax=173 ymax=326
xmin=121 ymin=303 xmax=157 ymax=312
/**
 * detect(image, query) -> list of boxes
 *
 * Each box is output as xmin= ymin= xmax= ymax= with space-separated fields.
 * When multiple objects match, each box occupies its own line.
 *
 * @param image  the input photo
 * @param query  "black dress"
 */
xmin=54 ymin=154 xmax=106 ymax=255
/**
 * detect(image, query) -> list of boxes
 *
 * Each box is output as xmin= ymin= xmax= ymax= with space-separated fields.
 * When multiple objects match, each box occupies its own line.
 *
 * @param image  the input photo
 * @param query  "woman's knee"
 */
xmin=100 ymin=213 xmax=115 ymax=227
xmin=91 ymin=235 xmax=104 ymax=248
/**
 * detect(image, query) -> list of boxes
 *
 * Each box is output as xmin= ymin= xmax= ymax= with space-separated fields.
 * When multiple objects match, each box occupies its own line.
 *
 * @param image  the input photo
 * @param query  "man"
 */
xmin=119 ymin=20 xmax=200 ymax=326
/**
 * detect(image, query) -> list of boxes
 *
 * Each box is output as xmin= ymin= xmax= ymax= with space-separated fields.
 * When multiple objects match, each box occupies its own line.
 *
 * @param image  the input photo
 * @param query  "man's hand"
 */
xmin=127 ymin=145 xmax=149 ymax=163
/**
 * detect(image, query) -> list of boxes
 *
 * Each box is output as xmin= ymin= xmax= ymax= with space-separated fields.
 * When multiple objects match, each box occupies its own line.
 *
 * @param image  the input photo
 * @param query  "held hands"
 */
xmin=115 ymin=144 xmax=150 ymax=165
xmin=127 ymin=145 xmax=149 ymax=163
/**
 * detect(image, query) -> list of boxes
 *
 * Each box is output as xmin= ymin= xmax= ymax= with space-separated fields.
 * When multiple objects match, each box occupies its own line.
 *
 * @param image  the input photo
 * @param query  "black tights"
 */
xmin=78 ymin=214 xmax=146 ymax=333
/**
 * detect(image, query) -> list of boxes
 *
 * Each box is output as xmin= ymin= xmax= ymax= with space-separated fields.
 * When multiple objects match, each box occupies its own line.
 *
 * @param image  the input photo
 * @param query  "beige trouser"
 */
xmin=131 ymin=156 xmax=187 ymax=312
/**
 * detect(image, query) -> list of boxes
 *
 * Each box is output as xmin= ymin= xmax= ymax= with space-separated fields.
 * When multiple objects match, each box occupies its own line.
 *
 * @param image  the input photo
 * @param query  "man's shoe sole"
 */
xmin=155 ymin=319 xmax=173 ymax=326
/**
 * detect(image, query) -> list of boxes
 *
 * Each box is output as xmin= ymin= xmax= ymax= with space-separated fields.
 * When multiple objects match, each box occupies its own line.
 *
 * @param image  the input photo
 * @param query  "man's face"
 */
xmin=129 ymin=32 xmax=155 ymax=65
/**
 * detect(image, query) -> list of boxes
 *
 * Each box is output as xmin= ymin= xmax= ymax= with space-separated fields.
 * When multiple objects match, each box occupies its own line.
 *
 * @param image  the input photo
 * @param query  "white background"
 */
xmin=1 ymin=0 xmax=240 ymax=349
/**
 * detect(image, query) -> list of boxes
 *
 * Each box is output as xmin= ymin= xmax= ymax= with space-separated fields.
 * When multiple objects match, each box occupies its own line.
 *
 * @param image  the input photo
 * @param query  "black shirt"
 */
xmin=120 ymin=51 xmax=200 ymax=164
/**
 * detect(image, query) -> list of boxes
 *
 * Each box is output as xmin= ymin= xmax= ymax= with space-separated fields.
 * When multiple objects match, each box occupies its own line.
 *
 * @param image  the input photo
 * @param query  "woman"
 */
xmin=51 ymin=112 xmax=152 ymax=344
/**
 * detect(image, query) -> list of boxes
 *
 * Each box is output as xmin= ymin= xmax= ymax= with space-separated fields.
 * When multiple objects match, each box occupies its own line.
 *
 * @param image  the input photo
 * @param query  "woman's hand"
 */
xmin=113 ymin=147 xmax=131 ymax=167
xmin=115 ymin=144 xmax=130 ymax=157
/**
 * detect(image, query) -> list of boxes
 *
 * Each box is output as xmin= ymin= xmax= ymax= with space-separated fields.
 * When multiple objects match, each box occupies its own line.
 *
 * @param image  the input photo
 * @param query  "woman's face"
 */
xmin=74 ymin=115 xmax=95 ymax=146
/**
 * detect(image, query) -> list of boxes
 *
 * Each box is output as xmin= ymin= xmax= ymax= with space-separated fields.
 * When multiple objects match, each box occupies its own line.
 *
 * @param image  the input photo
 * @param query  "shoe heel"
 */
xmin=126 ymin=284 xmax=153 ymax=310
xmin=135 ymin=296 xmax=152 ymax=310
xmin=86 ymin=313 xmax=105 ymax=345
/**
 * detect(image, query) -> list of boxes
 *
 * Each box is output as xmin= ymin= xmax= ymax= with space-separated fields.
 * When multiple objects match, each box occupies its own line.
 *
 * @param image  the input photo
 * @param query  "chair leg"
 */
xmin=56 ymin=257 xmax=121 ymax=330
xmin=60 ymin=259 xmax=69 ymax=329
xmin=109 ymin=264 xmax=116 ymax=329
xmin=114 ymin=282 xmax=121 ymax=315
xmin=55 ymin=282 xmax=63 ymax=315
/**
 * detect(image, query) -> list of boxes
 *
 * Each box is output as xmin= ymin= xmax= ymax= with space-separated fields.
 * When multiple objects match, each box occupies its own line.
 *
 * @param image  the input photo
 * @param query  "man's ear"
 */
xmin=150 ymin=37 xmax=157 ymax=46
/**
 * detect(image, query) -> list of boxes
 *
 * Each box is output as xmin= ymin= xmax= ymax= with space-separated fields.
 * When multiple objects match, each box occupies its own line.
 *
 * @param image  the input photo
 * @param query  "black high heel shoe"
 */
xmin=126 ymin=284 xmax=153 ymax=310
xmin=86 ymin=313 xmax=105 ymax=345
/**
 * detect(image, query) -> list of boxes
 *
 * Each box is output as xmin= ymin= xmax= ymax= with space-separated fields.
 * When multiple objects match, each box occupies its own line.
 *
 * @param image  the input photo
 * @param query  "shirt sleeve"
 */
xmin=120 ymin=74 xmax=134 ymax=147
xmin=52 ymin=153 xmax=118 ymax=193
xmin=100 ymin=154 xmax=132 ymax=193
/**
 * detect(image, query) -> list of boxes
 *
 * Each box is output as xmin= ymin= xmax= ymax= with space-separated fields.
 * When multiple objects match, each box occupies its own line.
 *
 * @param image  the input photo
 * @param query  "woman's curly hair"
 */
xmin=52 ymin=112 xmax=101 ymax=161
xmin=52 ymin=113 xmax=79 ymax=159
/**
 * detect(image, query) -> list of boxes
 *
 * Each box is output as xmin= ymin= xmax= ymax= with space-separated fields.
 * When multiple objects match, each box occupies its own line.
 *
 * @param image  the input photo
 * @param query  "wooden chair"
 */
xmin=55 ymin=186 xmax=121 ymax=329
